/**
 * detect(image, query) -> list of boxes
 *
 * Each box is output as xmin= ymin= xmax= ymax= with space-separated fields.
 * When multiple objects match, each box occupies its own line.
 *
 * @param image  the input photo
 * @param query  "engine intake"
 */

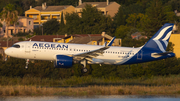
xmin=54 ymin=55 xmax=73 ymax=68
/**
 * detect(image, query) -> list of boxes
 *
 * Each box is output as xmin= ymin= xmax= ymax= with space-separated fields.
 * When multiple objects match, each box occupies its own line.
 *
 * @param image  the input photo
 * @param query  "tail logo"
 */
xmin=153 ymin=25 xmax=173 ymax=52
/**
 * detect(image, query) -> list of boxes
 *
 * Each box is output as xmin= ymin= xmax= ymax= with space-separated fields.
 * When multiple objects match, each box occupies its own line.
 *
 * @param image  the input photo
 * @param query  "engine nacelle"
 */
xmin=54 ymin=55 xmax=73 ymax=68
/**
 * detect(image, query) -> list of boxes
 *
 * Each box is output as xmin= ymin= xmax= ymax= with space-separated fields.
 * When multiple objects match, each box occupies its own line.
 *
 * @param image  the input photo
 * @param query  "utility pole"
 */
xmin=41 ymin=24 xmax=43 ymax=35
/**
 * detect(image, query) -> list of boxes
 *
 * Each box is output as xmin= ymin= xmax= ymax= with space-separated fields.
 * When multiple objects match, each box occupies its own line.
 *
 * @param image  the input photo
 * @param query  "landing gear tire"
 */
xmin=82 ymin=68 xmax=88 ymax=73
xmin=25 ymin=65 xmax=28 ymax=69
xmin=81 ymin=64 xmax=88 ymax=73
xmin=80 ymin=60 xmax=88 ymax=73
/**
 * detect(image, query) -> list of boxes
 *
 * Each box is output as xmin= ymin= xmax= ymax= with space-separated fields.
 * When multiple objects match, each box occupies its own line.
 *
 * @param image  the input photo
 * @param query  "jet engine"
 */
xmin=54 ymin=55 xmax=73 ymax=68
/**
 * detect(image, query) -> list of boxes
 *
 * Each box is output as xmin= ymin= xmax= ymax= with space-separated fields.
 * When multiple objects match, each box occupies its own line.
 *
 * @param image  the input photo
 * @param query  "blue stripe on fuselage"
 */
xmin=122 ymin=49 xmax=175 ymax=65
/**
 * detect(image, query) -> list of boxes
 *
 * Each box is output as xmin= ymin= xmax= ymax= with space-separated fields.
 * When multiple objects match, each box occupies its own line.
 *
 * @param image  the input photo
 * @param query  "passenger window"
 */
xmin=12 ymin=44 xmax=20 ymax=48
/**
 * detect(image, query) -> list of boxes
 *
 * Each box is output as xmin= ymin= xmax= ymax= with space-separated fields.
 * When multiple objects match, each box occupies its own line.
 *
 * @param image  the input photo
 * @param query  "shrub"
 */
xmin=118 ymin=89 xmax=124 ymax=95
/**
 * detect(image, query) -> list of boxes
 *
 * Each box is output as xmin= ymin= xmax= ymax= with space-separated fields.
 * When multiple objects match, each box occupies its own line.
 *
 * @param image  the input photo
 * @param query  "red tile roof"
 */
xmin=68 ymin=36 xmax=103 ymax=44
xmin=27 ymin=35 xmax=65 ymax=42
xmin=72 ymin=34 xmax=102 ymax=37
xmin=0 ymin=41 xmax=19 ymax=47
xmin=76 ymin=2 xmax=115 ymax=8
xmin=33 ymin=5 xmax=71 ymax=11
xmin=27 ymin=34 xmax=102 ymax=42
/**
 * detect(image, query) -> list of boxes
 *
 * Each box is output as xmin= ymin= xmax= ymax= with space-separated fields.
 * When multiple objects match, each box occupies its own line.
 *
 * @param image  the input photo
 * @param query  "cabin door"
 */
xmin=137 ymin=50 xmax=143 ymax=60
xmin=25 ymin=42 xmax=31 ymax=54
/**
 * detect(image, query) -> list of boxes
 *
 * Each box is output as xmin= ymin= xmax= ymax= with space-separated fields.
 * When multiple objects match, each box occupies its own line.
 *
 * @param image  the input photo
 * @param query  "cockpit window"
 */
xmin=12 ymin=44 xmax=20 ymax=48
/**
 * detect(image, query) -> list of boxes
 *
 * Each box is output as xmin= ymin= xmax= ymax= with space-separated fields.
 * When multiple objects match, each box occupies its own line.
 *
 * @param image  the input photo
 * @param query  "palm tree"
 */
xmin=0 ymin=22 xmax=3 ymax=37
xmin=1 ymin=4 xmax=18 ymax=37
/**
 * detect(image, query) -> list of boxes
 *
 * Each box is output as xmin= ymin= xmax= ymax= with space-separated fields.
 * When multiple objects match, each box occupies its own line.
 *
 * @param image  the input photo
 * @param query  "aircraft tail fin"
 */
xmin=142 ymin=23 xmax=174 ymax=52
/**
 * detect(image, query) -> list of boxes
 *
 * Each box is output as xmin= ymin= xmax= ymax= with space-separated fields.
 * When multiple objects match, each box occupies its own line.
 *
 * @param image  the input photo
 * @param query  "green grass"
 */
xmin=1 ymin=74 xmax=180 ymax=87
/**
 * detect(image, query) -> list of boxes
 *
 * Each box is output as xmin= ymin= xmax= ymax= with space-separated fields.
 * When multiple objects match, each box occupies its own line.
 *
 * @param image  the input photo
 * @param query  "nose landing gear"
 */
xmin=25 ymin=59 xmax=29 ymax=69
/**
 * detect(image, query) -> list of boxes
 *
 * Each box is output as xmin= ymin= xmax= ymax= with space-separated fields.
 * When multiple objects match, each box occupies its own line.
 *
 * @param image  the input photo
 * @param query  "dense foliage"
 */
xmin=34 ymin=18 xmax=60 ymax=35
xmin=58 ymin=4 xmax=114 ymax=35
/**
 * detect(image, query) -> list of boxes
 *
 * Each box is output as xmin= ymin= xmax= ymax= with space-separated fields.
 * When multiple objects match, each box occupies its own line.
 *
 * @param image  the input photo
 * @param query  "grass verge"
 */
xmin=0 ymin=85 xmax=180 ymax=96
xmin=0 ymin=74 xmax=180 ymax=96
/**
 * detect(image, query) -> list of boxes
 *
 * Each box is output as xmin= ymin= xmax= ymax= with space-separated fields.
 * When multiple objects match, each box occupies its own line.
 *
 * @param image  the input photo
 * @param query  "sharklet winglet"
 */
xmin=107 ymin=37 xmax=116 ymax=46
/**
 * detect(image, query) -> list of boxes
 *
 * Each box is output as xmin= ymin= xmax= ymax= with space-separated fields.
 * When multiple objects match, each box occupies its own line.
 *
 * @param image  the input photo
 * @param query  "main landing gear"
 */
xmin=25 ymin=59 xmax=29 ymax=69
xmin=81 ymin=60 xmax=88 ymax=73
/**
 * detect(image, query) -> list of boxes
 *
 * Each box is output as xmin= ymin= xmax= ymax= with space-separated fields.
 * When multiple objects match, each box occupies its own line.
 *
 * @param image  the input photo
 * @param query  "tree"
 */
xmin=117 ymin=0 xmax=139 ymax=6
xmin=1 ymin=4 xmax=18 ymax=37
xmin=59 ymin=4 xmax=114 ymax=35
xmin=58 ymin=12 xmax=81 ymax=34
xmin=81 ymin=4 xmax=114 ymax=34
xmin=21 ymin=0 xmax=36 ymax=14
xmin=0 ymin=22 xmax=3 ymax=33
xmin=58 ymin=11 xmax=65 ymax=34
xmin=142 ymin=0 xmax=174 ymax=36
xmin=34 ymin=19 xmax=60 ymax=35
xmin=167 ymin=0 xmax=180 ymax=11
xmin=126 ymin=13 xmax=148 ymax=30
xmin=114 ymin=25 xmax=132 ymax=39
xmin=60 ymin=11 xmax=65 ymax=26
xmin=43 ymin=19 xmax=60 ymax=35
xmin=113 ymin=6 xmax=126 ymax=27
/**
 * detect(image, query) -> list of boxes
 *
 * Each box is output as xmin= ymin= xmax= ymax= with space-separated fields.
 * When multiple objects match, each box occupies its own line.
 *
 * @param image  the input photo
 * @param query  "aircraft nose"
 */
xmin=5 ymin=48 xmax=11 ymax=56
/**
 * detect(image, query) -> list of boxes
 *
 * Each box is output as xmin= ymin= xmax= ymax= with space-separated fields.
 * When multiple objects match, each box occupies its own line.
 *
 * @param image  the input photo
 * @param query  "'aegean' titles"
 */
xmin=32 ymin=43 xmax=68 ymax=48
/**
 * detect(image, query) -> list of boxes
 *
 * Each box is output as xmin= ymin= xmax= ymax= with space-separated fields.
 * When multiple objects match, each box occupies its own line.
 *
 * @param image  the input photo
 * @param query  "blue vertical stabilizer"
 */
xmin=142 ymin=23 xmax=174 ymax=52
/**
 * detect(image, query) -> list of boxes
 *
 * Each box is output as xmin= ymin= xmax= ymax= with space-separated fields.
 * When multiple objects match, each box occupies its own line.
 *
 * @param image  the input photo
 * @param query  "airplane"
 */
xmin=5 ymin=23 xmax=175 ymax=73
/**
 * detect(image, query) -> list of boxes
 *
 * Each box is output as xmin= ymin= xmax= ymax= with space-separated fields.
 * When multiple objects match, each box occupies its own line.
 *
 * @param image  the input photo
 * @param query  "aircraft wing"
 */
xmin=72 ymin=37 xmax=115 ymax=61
xmin=73 ymin=46 xmax=110 ymax=61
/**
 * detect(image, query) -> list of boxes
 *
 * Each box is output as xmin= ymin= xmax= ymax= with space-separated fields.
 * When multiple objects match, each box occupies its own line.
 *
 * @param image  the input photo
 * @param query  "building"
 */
xmin=0 ymin=16 xmax=34 ymax=38
xmin=27 ymin=32 xmax=121 ymax=46
xmin=25 ymin=2 xmax=75 ymax=28
xmin=56 ymin=32 xmax=121 ymax=46
xmin=27 ymin=35 xmax=65 ymax=42
xmin=76 ymin=0 xmax=120 ymax=18
xmin=131 ymin=32 xmax=147 ymax=40
xmin=169 ymin=24 xmax=180 ymax=58
xmin=169 ymin=34 xmax=180 ymax=58
xmin=174 ymin=10 xmax=180 ymax=17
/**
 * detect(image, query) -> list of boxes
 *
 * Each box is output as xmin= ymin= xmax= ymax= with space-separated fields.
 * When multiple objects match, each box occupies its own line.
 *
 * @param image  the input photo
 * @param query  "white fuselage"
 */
xmin=5 ymin=41 xmax=141 ymax=65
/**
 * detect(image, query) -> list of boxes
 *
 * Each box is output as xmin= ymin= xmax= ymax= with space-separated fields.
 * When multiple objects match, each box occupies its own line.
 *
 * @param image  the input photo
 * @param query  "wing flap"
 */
xmin=73 ymin=46 xmax=109 ymax=59
xmin=72 ymin=36 xmax=116 ymax=61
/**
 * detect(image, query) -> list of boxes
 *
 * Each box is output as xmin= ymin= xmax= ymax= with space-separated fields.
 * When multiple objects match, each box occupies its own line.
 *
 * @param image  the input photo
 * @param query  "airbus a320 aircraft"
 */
xmin=5 ymin=23 xmax=175 ymax=73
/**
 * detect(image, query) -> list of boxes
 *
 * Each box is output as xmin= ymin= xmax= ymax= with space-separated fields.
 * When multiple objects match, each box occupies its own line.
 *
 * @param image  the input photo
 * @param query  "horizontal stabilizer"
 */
xmin=154 ymin=51 xmax=173 ymax=56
